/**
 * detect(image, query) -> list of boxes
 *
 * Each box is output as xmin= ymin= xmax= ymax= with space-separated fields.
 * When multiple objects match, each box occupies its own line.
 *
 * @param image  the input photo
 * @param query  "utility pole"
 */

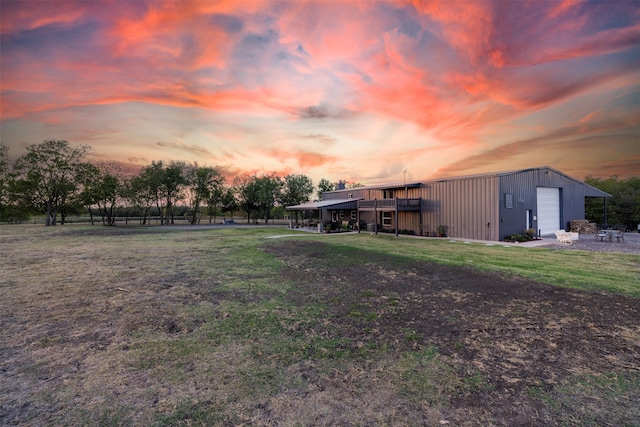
xmin=403 ymin=169 xmax=407 ymax=197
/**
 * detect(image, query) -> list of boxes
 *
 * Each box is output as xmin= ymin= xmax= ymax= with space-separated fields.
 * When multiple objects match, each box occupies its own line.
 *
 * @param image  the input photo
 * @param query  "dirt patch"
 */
xmin=264 ymin=240 xmax=640 ymax=424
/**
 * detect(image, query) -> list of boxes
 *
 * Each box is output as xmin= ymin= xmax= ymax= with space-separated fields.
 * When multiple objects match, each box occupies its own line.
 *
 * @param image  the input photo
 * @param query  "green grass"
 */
xmin=322 ymin=233 xmax=640 ymax=297
xmin=1 ymin=225 xmax=638 ymax=426
xmin=528 ymin=372 xmax=640 ymax=425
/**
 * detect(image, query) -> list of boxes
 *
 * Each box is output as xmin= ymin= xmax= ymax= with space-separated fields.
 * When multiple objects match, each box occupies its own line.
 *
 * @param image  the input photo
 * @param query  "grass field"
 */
xmin=1 ymin=225 xmax=638 ymax=426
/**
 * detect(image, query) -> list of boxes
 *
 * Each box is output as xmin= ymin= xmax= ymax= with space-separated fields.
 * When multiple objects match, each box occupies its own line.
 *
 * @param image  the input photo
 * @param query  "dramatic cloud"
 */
xmin=1 ymin=0 xmax=638 ymax=185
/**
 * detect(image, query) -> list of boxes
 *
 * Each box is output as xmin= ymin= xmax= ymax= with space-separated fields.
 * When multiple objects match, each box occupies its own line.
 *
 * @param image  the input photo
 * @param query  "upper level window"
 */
xmin=505 ymin=193 xmax=513 ymax=209
xmin=384 ymin=190 xmax=394 ymax=199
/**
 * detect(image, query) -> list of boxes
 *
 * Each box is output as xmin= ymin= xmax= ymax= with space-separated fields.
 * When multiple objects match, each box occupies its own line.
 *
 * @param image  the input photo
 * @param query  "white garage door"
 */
xmin=537 ymin=187 xmax=560 ymax=235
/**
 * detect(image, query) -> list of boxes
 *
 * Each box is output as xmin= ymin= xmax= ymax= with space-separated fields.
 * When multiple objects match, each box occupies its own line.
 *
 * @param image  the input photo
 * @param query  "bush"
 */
xmin=503 ymin=233 xmax=535 ymax=243
xmin=0 ymin=207 xmax=31 ymax=224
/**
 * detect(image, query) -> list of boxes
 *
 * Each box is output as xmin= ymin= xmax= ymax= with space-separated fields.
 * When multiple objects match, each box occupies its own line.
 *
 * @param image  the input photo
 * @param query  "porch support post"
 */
xmin=395 ymin=197 xmax=399 ymax=237
xmin=374 ymin=199 xmax=378 ymax=235
xmin=419 ymin=197 xmax=423 ymax=236
xmin=357 ymin=201 xmax=361 ymax=233
xmin=603 ymin=197 xmax=607 ymax=229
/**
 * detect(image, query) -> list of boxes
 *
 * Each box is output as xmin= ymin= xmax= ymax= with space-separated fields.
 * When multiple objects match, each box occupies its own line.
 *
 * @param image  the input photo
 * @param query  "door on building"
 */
xmin=536 ymin=187 xmax=560 ymax=235
xmin=526 ymin=209 xmax=532 ymax=230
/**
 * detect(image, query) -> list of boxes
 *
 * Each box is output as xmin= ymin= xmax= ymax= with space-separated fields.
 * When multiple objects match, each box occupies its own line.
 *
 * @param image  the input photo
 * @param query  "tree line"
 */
xmin=0 ymin=140 xmax=338 ymax=226
xmin=585 ymin=175 xmax=640 ymax=231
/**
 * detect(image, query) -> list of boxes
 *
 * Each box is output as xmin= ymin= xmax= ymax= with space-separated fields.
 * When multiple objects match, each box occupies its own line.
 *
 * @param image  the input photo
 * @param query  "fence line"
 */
xmin=16 ymin=216 xmax=291 ymax=226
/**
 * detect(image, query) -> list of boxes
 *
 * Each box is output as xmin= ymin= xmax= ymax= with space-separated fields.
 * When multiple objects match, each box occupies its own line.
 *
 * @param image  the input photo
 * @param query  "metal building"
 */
xmin=288 ymin=166 xmax=610 ymax=241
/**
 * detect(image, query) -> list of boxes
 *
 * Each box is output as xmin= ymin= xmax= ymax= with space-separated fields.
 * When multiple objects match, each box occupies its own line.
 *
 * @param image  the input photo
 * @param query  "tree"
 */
xmin=234 ymin=175 xmax=261 ymax=223
xmin=281 ymin=174 xmax=314 ymax=225
xmin=126 ymin=173 xmax=156 ymax=225
xmin=219 ymin=186 xmax=238 ymax=221
xmin=185 ymin=165 xmax=223 ymax=225
xmin=317 ymin=178 xmax=335 ymax=200
xmin=76 ymin=163 xmax=101 ymax=225
xmin=138 ymin=161 xmax=167 ymax=224
xmin=137 ymin=160 xmax=186 ymax=225
xmin=255 ymin=173 xmax=283 ymax=224
xmin=0 ymin=142 xmax=10 ymax=220
xmin=0 ymin=143 xmax=29 ymax=223
xmin=160 ymin=161 xmax=187 ymax=225
xmin=93 ymin=162 xmax=126 ymax=226
xmin=585 ymin=175 xmax=640 ymax=230
xmin=12 ymin=140 xmax=90 ymax=226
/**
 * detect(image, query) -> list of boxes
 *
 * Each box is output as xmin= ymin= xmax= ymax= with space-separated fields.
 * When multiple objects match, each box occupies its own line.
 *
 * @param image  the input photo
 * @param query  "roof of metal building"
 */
xmin=323 ymin=166 xmax=611 ymax=197
xmin=285 ymin=198 xmax=362 ymax=210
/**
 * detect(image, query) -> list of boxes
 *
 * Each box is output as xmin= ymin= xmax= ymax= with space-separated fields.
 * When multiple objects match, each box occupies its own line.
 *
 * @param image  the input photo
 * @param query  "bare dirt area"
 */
xmin=264 ymin=240 xmax=640 ymax=425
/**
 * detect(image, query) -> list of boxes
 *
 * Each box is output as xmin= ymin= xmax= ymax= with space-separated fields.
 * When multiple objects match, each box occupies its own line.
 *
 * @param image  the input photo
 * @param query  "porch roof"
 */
xmin=285 ymin=198 xmax=362 ymax=211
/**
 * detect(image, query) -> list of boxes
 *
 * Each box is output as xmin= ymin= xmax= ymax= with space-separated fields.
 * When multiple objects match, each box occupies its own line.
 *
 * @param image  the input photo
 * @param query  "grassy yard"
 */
xmin=1 ymin=225 xmax=638 ymax=426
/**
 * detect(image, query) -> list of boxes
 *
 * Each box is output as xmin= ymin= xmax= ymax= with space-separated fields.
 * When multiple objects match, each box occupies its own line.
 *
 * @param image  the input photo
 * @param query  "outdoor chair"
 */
xmin=595 ymin=229 xmax=608 ymax=241
xmin=613 ymin=230 xmax=624 ymax=242
xmin=555 ymin=230 xmax=573 ymax=245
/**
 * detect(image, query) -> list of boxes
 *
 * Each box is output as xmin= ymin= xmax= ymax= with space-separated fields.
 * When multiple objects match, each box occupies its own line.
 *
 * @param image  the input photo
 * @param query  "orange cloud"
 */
xmin=1 ymin=0 xmax=638 ymax=184
xmin=267 ymin=147 xmax=339 ymax=170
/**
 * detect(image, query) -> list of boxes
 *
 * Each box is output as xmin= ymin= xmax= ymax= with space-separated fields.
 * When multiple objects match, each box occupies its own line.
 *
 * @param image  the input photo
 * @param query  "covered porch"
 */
xmin=285 ymin=198 xmax=363 ymax=231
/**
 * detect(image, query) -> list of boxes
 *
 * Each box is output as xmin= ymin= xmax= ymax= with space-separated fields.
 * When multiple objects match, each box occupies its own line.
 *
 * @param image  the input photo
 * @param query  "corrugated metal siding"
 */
xmin=322 ymin=167 xmax=591 ymax=241
xmin=499 ymin=167 xmax=586 ymax=238
xmin=420 ymin=176 xmax=499 ymax=240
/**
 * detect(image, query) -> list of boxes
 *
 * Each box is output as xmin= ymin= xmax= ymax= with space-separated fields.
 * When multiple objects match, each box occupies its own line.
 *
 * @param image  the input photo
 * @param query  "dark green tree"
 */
xmin=76 ymin=162 xmax=101 ymax=225
xmin=255 ymin=173 xmax=283 ymax=224
xmin=281 ymin=174 xmax=314 ymax=225
xmin=0 ymin=142 xmax=10 ymax=220
xmin=12 ymin=140 xmax=90 ymax=226
xmin=137 ymin=160 xmax=186 ymax=225
xmin=585 ymin=175 xmax=640 ymax=230
xmin=162 ymin=161 xmax=187 ymax=225
xmin=138 ymin=161 xmax=166 ymax=224
xmin=93 ymin=162 xmax=126 ymax=226
xmin=219 ymin=186 xmax=238 ymax=222
xmin=317 ymin=178 xmax=335 ymax=199
xmin=184 ymin=165 xmax=223 ymax=225
xmin=125 ymin=173 xmax=156 ymax=225
xmin=234 ymin=175 xmax=261 ymax=223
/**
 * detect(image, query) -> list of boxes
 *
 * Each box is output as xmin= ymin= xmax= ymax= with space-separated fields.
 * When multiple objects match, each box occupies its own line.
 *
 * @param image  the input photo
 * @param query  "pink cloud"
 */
xmin=1 ymin=0 xmax=638 ymax=183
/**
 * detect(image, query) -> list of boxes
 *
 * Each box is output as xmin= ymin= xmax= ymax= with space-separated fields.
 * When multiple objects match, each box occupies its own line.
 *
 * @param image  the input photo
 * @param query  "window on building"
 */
xmin=351 ymin=211 xmax=357 ymax=220
xmin=505 ymin=193 xmax=513 ymax=209
xmin=382 ymin=211 xmax=392 ymax=227
xmin=384 ymin=190 xmax=394 ymax=199
xmin=340 ymin=210 xmax=345 ymax=218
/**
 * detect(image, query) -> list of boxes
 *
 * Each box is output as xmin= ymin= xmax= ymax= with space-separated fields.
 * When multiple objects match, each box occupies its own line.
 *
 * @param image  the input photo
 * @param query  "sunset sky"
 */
xmin=1 ymin=0 xmax=638 ymax=185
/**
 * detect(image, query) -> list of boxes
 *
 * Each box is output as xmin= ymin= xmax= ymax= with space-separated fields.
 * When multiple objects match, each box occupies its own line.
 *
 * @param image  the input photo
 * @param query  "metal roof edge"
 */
xmin=285 ymin=198 xmax=363 ymax=210
xmin=323 ymin=166 xmax=611 ymax=197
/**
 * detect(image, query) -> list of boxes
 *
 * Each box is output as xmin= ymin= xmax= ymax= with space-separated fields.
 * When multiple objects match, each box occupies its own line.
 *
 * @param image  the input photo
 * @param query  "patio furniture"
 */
xmin=595 ymin=229 xmax=609 ymax=241
xmin=595 ymin=229 xmax=625 ymax=242
xmin=555 ymin=230 xmax=573 ymax=245
xmin=612 ymin=230 xmax=624 ymax=242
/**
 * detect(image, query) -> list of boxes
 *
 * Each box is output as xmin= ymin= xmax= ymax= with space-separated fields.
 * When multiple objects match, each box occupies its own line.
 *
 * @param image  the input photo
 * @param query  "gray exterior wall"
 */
xmin=498 ymin=167 xmax=588 ymax=238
